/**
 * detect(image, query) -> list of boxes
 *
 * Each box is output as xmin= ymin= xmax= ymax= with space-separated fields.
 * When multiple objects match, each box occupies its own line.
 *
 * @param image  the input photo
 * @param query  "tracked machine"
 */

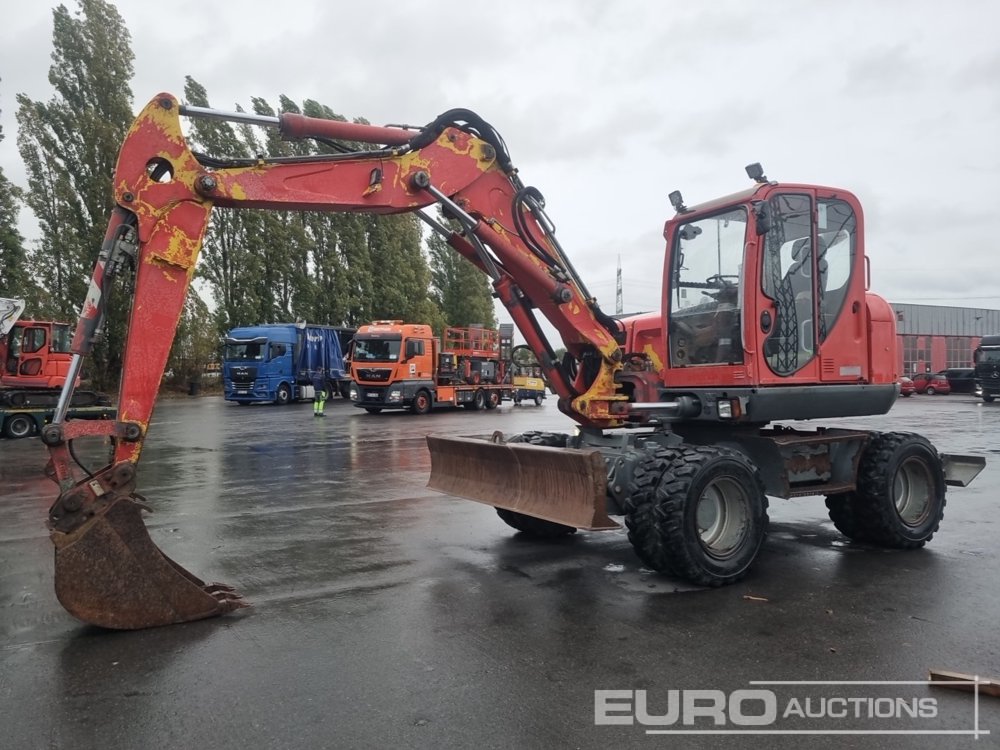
xmin=41 ymin=94 xmax=984 ymax=629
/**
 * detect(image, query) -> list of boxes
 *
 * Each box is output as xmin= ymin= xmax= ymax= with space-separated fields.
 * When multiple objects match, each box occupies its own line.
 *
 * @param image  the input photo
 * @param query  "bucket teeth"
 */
xmin=426 ymin=434 xmax=618 ymax=530
xmin=52 ymin=495 xmax=246 ymax=630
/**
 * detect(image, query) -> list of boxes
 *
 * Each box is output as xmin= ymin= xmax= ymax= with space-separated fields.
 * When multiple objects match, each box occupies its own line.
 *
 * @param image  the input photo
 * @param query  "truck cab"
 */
xmin=974 ymin=335 xmax=1000 ymax=402
xmin=349 ymin=322 xmax=437 ymax=412
xmin=223 ymin=323 xmax=350 ymax=405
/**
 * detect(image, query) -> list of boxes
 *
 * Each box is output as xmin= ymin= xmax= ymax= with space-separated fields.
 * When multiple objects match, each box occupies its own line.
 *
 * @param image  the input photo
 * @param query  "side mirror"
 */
xmin=404 ymin=340 xmax=420 ymax=360
xmin=753 ymin=201 xmax=772 ymax=235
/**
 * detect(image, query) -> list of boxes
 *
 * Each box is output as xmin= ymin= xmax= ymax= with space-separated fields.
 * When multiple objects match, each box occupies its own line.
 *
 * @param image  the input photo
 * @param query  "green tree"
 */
xmin=0 ymin=94 xmax=36 ymax=305
xmin=427 ymin=223 xmax=497 ymax=329
xmin=165 ymin=288 xmax=220 ymax=387
xmin=15 ymin=0 xmax=134 ymax=387
xmin=184 ymin=80 xmax=444 ymax=333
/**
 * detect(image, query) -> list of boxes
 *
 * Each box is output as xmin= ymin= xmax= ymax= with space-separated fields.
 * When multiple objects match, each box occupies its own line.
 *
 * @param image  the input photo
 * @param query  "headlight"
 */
xmin=388 ymin=389 xmax=402 ymax=402
xmin=349 ymin=386 xmax=359 ymax=401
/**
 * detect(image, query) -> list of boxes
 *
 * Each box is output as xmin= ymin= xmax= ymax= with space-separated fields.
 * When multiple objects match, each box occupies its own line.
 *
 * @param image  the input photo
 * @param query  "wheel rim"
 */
xmin=9 ymin=417 xmax=31 ymax=438
xmin=695 ymin=476 xmax=751 ymax=559
xmin=894 ymin=456 xmax=933 ymax=526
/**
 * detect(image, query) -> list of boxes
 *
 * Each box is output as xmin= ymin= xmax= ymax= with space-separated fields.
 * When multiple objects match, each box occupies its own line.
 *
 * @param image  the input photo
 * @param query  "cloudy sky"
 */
xmin=1 ymin=0 xmax=999 ymax=321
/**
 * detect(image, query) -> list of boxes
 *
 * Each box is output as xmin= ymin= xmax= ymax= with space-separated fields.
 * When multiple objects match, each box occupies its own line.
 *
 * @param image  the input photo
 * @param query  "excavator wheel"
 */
xmin=824 ymin=493 xmax=872 ymax=542
xmin=623 ymin=444 xmax=768 ymax=586
xmin=491 ymin=432 xmax=577 ymax=537
xmin=846 ymin=432 xmax=946 ymax=548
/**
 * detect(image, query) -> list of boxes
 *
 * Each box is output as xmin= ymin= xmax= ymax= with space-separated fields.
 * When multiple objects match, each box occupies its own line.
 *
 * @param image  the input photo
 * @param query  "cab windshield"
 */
xmin=978 ymin=350 xmax=1000 ymax=364
xmin=224 ymin=341 xmax=266 ymax=361
xmin=354 ymin=337 xmax=401 ymax=362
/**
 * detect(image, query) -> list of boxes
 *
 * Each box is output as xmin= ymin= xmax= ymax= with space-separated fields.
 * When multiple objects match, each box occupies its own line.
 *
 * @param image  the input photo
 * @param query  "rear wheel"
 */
xmin=623 ymin=445 xmax=769 ymax=586
xmin=494 ymin=431 xmax=576 ymax=537
xmin=275 ymin=383 xmax=292 ymax=406
xmin=926 ymin=386 xmax=936 ymax=395
xmin=849 ymin=432 xmax=945 ymax=548
xmin=4 ymin=414 xmax=34 ymax=439
xmin=411 ymin=390 xmax=432 ymax=415
xmin=534 ymin=394 xmax=543 ymax=406
xmin=464 ymin=389 xmax=486 ymax=411
xmin=485 ymin=390 xmax=500 ymax=409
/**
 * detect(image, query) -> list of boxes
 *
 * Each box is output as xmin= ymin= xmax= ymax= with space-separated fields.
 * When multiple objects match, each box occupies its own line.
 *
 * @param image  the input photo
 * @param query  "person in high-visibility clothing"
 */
xmin=313 ymin=375 xmax=327 ymax=417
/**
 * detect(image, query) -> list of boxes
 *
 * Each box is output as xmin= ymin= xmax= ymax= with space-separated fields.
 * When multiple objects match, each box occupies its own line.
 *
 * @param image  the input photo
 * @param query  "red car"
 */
xmin=911 ymin=372 xmax=951 ymax=395
xmin=898 ymin=376 xmax=916 ymax=397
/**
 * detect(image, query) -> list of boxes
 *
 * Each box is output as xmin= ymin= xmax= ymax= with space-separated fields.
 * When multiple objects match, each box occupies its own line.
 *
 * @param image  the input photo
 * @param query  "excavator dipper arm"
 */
xmin=45 ymin=94 xmax=625 ymax=628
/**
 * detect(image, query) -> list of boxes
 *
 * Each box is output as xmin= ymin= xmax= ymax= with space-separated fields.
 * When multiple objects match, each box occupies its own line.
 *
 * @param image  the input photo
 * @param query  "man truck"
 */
xmin=222 ymin=323 xmax=354 ymax=405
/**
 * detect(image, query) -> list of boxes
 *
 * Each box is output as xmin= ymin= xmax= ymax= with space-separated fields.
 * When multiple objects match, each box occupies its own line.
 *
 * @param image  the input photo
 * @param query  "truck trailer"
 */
xmin=222 ymin=323 xmax=354 ymax=405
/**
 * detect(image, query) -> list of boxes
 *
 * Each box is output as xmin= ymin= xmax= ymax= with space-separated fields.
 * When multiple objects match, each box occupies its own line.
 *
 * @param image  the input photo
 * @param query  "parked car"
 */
xmin=911 ymin=372 xmax=951 ymax=395
xmin=937 ymin=367 xmax=976 ymax=393
xmin=898 ymin=376 xmax=916 ymax=397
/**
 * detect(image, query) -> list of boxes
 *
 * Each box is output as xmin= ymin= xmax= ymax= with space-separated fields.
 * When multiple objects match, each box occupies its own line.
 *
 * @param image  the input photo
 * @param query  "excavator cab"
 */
xmin=658 ymin=184 xmax=897 ymax=423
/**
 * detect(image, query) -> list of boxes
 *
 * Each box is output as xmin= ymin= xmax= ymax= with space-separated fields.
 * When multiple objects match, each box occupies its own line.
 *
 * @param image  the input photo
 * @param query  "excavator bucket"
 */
xmin=426 ymin=434 xmax=618 ymax=530
xmin=51 ymin=494 xmax=246 ymax=630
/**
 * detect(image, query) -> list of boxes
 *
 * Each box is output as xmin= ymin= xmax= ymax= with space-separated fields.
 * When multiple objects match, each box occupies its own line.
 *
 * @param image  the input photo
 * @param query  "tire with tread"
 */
xmin=984 ymin=392 xmax=995 ymax=403
xmin=623 ymin=444 xmax=769 ymax=586
xmin=825 ymin=492 xmax=871 ymax=542
xmin=842 ymin=431 xmax=946 ymax=548
xmin=494 ymin=431 xmax=576 ymax=537
xmin=485 ymin=390 xmax=500 ymax=410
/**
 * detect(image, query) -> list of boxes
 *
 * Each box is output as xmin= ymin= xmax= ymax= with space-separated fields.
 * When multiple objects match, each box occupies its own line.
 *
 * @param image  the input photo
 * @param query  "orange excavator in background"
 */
xmin=41 ymin=93 xmax=984 ymax=629
xmin=0 ymin=297 xmax=107 ymax=409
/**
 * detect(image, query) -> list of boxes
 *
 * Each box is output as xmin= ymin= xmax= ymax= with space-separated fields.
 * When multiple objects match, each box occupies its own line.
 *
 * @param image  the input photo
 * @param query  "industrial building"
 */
xmin=891 ymin=303 xmax=1000 ymax=376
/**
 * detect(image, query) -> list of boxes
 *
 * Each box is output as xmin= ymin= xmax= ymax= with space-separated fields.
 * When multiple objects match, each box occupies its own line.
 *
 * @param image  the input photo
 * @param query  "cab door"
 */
xmin=754 ymin=190 xmax=866 ymax=386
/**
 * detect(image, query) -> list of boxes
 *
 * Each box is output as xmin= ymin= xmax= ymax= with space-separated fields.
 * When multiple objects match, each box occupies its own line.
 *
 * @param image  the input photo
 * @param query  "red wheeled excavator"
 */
xmin=41 ymin=93 xmax=984 ymax=629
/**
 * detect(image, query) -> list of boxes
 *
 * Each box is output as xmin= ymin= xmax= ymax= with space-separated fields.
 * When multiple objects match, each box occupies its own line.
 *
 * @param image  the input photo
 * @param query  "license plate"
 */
xmin=237 ymin=390 xmax=248 ymax=394
xmin=366 ymin=392 xmax=379 ymax=399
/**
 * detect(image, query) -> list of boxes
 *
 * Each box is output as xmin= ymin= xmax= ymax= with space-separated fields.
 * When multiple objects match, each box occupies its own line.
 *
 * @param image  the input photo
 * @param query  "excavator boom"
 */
xmin=44 ymin=93 xmax=627 ymax=628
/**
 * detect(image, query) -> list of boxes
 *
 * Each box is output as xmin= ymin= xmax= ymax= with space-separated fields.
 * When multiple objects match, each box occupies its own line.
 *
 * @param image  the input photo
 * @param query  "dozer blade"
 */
xmin=426 ymin=434 xmax=618 ymax=530
xmin=51 ymin=495 xmax=246 ymax=630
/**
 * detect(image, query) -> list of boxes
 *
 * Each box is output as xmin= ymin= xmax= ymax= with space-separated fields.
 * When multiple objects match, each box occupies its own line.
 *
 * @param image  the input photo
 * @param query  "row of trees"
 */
xmin=0 ymin=0 xmax=496 ymax=390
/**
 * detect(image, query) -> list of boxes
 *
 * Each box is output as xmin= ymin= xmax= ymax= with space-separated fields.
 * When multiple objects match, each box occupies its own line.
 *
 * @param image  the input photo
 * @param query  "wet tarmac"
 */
xmin=1 ymin=393 xmax=998 ymax=748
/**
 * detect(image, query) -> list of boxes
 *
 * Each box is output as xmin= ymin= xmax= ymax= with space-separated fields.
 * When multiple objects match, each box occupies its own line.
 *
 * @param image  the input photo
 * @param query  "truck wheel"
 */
xmin=4 ymin=414 xmax=35 ymax=439
xmin=485 ymin=390 xmax=500 ymax=409
xmin=464 ymin=389 xmax=486 ymax=411
xmin=984 ymin=392 xmax=995 ymax=403
xmin=338 ymin=382 xmax=351 ymax=399
xmin=494 ymin=431 xmax=577 ymax=537
xmin=850 ymin=432 xmax=946 ymax=548
xmin=275 ymin=384 xmax=292 ymax=406
xmin=533 ymin=394 xmax=543 ymax=406
xmin=364 ymin=407 xmax=382 ymax=414
xmin=411 ymin=390 xmax=432 ymax=415
xmin=623 ymin=445 xmax=769 ymax=586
